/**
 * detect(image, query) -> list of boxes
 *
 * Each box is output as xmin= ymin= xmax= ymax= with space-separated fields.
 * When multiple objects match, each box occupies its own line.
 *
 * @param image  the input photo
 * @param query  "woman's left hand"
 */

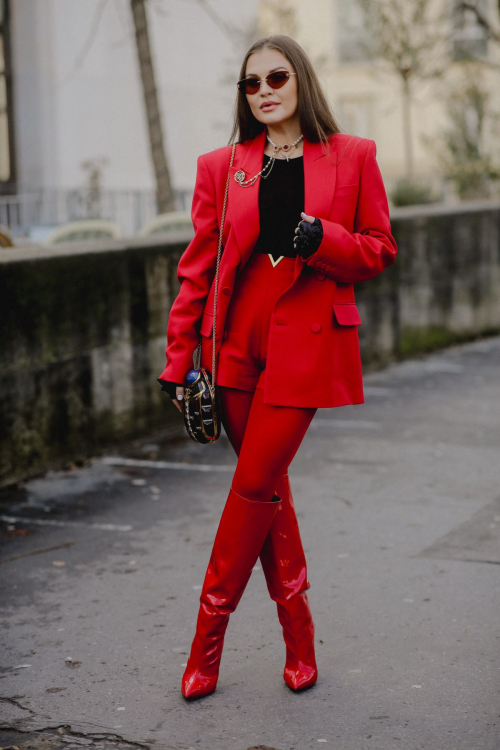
xmin=294 ymin=212 xmax=323 ymax=258
xmin=298 ymin=212 xmax=315 ymax=225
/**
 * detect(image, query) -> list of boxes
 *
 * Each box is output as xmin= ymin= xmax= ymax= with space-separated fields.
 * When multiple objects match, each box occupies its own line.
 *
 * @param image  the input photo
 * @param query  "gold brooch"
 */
xmin=234 ymin=170 xmax=246 ymax=184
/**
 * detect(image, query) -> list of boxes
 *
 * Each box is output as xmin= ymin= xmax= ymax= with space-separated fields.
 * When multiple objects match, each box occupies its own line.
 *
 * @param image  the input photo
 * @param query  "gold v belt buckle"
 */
xmin=268 ymin=254 xmax=285 ymax=267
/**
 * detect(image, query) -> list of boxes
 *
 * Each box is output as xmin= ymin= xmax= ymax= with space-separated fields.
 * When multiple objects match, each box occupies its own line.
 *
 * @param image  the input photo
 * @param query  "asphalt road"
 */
xmin=1 ymin=337 xmax=500 ymax=750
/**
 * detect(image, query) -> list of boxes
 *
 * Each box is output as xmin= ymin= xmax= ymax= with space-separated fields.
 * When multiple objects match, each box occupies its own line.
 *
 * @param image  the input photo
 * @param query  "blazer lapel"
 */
xmin=303 ymin=138 xmax=338 ymax=221
xmin=228 ymin=129 xmax=266 ymax=267
xmin=227 ymin=131 xmax=337 ymax=273
xmin=289 ymin=139 xmax=338 ymax=282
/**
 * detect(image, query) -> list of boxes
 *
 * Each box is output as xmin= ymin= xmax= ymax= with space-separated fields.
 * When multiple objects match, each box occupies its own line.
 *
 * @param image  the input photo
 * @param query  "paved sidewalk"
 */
xmin=1 ymin=337 xmax=500 ymax=750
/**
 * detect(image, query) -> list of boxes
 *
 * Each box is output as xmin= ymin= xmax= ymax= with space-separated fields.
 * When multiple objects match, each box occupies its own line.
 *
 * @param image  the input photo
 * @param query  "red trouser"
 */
xmin=182 ymin=256 xmax=318 ymax=699
xmin=220 ymin=386 xmax=315 ymax=501
xmin=218 ymin=254 xmax=316 ymax=501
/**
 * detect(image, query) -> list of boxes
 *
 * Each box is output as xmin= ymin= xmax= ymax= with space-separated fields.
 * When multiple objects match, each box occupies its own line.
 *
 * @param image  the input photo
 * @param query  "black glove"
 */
xmin=294 ymin=217 xmax=323 ymax=259
xmin=157 ymin=378 xmax=183 ymax=399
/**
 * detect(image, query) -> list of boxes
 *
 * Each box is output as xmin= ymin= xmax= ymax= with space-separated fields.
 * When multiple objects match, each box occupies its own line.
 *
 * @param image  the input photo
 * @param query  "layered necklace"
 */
xmin=234 ymin=133 xmax=303 ymax=188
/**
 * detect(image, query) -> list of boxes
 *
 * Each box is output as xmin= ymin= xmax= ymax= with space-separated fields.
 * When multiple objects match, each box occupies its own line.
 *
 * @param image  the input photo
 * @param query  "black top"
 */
xmin=253 ymin=153 xmax=304 ymax=261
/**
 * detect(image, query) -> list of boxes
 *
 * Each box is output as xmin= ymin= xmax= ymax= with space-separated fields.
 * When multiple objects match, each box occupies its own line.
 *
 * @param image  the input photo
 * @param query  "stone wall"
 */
xmin=390 ymin=200 xmax=500 ymax=354
xmin=0 ymin=236 xmax=186 ymax=486
xmin=354 ymin=199 xmax=500 ymax=368
xmin=1 ymin=201 xmax=499 ymax=486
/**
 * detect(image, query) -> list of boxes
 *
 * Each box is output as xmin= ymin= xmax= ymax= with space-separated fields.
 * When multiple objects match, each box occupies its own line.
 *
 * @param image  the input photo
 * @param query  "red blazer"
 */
xmin=159 ymin=129 xmax=397 ymax=408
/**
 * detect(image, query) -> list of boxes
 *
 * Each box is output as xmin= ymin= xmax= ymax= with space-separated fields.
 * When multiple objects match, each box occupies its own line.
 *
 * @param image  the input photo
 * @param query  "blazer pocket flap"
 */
xmin=333 ymin=303 xmax=362 ymax=326
xmin=200 ymin=312 xmax=214 ymax=337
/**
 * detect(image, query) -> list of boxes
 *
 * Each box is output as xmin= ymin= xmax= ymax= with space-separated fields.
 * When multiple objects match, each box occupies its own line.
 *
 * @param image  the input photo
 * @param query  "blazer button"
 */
xmin=222 ymin=286 xmax=231 ymax=296
xmin=311 ymin=322 xmax=321 ymax=333
xmin=315 ymin=272 xmax=326 ymax=281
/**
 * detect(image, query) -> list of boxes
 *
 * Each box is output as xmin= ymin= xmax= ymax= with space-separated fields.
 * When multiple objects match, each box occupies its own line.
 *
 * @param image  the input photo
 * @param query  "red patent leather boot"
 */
xmin=259 ymin=474 xmax=318 ymax=691
xmin=182 ymin=486 xmax=281 ymax=700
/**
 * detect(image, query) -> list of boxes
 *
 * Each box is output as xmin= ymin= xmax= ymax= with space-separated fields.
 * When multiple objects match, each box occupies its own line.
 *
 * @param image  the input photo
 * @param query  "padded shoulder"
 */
xmin=329 ymin=133 xmax=371 ymax=162
xmin=200 ymin=144 xmax=233 ymax=168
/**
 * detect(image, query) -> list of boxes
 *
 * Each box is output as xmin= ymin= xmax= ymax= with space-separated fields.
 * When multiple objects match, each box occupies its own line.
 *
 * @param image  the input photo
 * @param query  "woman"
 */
xmin=158 ymin=35 xmax=397 ymax=700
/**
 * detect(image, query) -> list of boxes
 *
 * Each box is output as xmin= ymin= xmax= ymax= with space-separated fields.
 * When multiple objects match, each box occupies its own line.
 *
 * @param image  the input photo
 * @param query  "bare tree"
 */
xmin=360 ymin=0 xmax=449 ymax=180
xmin=425 ymin=63 xmax=500 ymax=198
xmin=72 ymin=0 xmax=249 ymax=214
xmin=130 ymin=0 xmax=175 ymax=213
xmin=457 ymin=0 xmax=500 ymax=44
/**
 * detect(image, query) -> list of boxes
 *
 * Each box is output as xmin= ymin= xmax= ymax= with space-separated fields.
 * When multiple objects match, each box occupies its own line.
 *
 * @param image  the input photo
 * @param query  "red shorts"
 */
xmin=217 ymin=253 xmax=296 ymax=392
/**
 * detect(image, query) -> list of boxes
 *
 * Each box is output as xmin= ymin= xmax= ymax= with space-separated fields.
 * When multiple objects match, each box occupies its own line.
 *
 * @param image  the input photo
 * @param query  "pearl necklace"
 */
xmin=234 ymin=133 xmax=303 ymax=188
xmin=266 ymin=133 xmax=304 ymax=160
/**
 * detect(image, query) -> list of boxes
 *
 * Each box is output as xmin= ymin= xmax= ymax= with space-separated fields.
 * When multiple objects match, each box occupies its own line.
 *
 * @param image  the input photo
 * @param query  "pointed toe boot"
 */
xmin=181 ymin=487 xmax=281 ymax=700
xmin=259 ymin=474 xmax=318 ymax=691
xmin=280 ymin=589 xmax=318 ymax=691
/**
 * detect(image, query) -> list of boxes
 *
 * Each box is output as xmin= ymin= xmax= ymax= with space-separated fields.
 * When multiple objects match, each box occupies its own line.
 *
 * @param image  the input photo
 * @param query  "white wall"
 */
xmin=11 ymin=0 xmax=258 ymax=192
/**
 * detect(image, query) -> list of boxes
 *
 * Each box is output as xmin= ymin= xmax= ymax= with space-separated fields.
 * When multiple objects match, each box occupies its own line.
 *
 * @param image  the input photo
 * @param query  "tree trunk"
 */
xmin=130 ymin=0 xmax=175 ymax=214
xmin=401 ymin=77 xmax=414 ymax=180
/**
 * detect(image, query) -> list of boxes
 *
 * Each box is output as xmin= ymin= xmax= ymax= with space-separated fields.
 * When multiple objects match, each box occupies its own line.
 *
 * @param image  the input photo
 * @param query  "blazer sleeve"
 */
xmin=304 ymin=140 xmax=397 ymax=284
xmin=158 ymin=154 xmax=219 ymax=383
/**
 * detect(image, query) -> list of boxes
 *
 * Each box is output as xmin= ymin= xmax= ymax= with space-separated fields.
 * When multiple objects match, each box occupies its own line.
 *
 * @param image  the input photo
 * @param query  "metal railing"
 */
xmin=0 ymin=187 xmax=193 ymax=239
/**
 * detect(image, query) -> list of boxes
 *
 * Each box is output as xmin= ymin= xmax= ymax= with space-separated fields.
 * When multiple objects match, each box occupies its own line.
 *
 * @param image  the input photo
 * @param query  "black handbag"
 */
xmin=182 ymin=144 xmax=236 ymax=444
xmin=183 ymin=366 xmax=220 ymax=443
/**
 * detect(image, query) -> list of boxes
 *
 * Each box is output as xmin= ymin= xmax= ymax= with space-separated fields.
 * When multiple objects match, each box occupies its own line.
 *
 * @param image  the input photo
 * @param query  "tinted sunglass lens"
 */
xmin=238 ymin=72 xmax=290 ymax=95
xmin=268 ymin=72 xmax=289 ymax=89
xmin=244 ymin=78 xmax=260 ymax=95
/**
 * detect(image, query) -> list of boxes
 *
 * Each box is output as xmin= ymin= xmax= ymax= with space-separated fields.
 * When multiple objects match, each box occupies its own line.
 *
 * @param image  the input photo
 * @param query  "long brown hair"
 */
xmin=229 ymin=35 xmax=342 ymax=146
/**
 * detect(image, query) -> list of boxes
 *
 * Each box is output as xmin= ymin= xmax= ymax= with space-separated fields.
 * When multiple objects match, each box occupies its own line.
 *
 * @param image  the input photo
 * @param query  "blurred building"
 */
xmin=0 ymin=0 xmax=258 ymax=237
xmin=258 ymin=0 xmax=500 ymax=197
xmin=1 ymin=0 xmax=499 ymax=238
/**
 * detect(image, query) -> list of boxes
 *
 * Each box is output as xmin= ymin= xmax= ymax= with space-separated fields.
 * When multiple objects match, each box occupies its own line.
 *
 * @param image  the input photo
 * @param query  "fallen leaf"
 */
xmin=64 ymin=657 xmax=81 ymax=669
xmin=4 ymin=528 xmax=33 ymax=537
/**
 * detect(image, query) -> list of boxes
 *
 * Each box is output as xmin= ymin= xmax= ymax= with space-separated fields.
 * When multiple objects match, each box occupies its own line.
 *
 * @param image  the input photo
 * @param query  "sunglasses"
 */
xmin=237 ymin=71 xmax=297 ymax=96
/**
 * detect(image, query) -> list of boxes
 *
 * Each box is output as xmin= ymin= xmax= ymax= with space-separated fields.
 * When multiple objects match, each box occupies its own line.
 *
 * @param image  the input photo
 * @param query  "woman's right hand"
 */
xmin=158 ymin=379 xmax=185 ymax=412
xmin=173 ymin=386 xmax=185 ymax=413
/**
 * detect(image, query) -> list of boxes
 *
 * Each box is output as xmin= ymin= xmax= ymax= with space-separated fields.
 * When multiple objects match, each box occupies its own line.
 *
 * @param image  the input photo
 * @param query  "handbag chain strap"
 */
xmin=199 ymin=142 xmax=236 ymax=396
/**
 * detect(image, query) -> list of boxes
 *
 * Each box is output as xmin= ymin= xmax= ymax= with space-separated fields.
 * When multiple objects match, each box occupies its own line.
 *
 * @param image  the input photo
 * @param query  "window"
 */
xmin=337 ymin=0 xmax=373 ymax=64
xmin=0 ymin=0 xmax=15 ymax=192
xmin=452 ymin=0 xmax=489 ymax=60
